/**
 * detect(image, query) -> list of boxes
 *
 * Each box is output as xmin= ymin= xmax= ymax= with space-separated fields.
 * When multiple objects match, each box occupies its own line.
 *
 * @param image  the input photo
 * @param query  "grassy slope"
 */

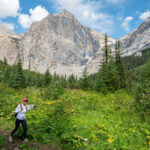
xmin=0 ymin=84 xmax=149 ymax=150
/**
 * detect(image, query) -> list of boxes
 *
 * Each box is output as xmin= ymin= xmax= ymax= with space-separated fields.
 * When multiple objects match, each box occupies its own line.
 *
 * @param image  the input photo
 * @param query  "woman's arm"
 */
xmin=14 ymin=104 xmax=21 ymax=114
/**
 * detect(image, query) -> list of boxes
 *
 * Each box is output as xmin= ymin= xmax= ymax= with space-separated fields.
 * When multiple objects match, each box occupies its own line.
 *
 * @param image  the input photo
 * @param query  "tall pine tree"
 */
xmin=115 ymin=40 xmax=127 ymax=89
xmin=79 ymin=67 xmax=89 ymax=90
xmin=95 ymin=34 xmax=120 ymax=93
xmin=43 ymin=69 xmax=52 ymax=87
xmin=10 ymin=60 xmax=25 ymax=89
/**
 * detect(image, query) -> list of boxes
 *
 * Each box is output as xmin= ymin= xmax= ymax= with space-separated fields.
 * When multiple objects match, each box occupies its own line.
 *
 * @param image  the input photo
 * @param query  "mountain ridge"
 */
xmin=0 ymin=9 xmax=150 ymax=77
xmin=120 ymin=16 xmax=150 ymax=56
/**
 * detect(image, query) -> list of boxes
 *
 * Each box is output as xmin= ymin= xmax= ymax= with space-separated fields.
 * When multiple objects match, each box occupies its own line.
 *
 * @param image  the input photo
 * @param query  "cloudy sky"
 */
xmin=0 ymin=0 xmax=150 ymax=38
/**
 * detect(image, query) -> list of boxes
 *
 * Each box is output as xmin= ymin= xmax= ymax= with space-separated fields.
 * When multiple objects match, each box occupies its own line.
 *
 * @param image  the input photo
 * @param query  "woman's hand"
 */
xmin=21 ymin=107 xmax=23 ymax=111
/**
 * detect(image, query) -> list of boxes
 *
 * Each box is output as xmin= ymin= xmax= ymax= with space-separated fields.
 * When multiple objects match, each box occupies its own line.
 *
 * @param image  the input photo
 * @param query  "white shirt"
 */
xmin=14 ymin=104 xmax=27 ymax=120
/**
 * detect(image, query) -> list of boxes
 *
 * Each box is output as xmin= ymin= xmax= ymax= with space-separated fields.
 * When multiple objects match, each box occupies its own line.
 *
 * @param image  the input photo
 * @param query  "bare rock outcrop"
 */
xmin=19 ymin=9 xmax=115 ymax=77
xmin=120 ymin=17 xmax=150 ymax=56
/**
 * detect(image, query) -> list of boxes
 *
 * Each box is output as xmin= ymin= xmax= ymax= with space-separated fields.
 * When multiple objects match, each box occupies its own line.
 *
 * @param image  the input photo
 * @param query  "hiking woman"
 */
xmin=9 ymin=98 xmax=28 ymax=143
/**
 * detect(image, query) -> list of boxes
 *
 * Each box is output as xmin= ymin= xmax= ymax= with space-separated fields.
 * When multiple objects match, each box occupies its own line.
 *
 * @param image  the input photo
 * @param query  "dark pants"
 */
xmin=11 ymin=118 xmax=27 ymax=139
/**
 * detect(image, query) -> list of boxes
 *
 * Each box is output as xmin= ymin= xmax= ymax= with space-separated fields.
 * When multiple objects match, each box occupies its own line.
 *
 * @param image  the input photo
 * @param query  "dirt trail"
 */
xmin=0 ymin=129 xmax=58 ymax=150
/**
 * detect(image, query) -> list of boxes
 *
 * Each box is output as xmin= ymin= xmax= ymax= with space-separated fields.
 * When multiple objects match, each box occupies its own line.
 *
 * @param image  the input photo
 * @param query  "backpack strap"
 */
xmin=20 ymin=104 xmax=27 ymax=111
xmin=20 ymin=104 xmax=22 ymax=108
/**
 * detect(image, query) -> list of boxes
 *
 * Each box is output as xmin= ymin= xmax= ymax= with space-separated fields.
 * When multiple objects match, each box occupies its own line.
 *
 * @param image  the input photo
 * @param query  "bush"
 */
xmin=135 ymin=83 xmax=150 ymax=119
xmin=43 ymin=81 xmax=65 ymax=100
xmin=0 ymin=133 xmax=7 ymax=149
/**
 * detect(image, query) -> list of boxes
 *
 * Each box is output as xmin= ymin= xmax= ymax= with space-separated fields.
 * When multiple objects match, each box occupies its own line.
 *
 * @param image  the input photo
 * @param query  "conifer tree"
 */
xmin=4 ymin=57 xmax=7 ymax=65
xmin=36 ymin=74 xmax=43 ymax=87
xmin=103 ymin=33 xmax=111 ymax=64
xmin=95 ymin=34 xmax=120 ymax=93
xmin=43 ymin=69 xmax=52 ymax=87
xmin=80 ymin=67 xmax=89 ymax=90
xmin=10 ymin=60 xmax=25 ymax=89
xmin=115 ymin=40 xmax=127 ymax=89
xmin=67 ymin=74 xmax=77 ymax=89
xmin=26 ymin=73 xmax=32 ymax=86
xmin=3 ymin=67 xmax=10 ymax=84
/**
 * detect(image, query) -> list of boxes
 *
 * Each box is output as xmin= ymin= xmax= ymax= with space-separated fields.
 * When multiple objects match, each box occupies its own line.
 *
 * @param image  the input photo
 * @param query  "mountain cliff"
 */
xmin=19 ymin=9 xmax=115 ymax=77
xmin=120 ymin=17 xmax=150 ymax=56
xmin=0 ymin=24 xmax=21 ymax=65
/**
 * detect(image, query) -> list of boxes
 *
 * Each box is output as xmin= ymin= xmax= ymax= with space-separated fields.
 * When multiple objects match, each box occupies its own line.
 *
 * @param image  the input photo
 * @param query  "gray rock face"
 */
xmin=0 ymin=9 xmax=115 ymax=77
xmin=0 ymin=33 xmax=20 ymax=65
xmin=19 ymin=9 xmax=115 ymax=77
xmin=120 ymin=17 xmax=150 ymax=56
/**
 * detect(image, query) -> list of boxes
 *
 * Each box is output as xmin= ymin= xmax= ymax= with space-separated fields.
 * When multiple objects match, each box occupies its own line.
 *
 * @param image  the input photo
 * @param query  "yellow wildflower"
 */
xmin=73 ymin=125 xmax=78 ymax=128
xmin=108 ymin=137 xmax=114 ymax=143
xmin=98 ymin=123 xmax=104 ymax=128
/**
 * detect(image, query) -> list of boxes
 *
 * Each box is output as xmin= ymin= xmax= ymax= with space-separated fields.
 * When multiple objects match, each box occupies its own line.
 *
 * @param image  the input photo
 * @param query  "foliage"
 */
xmin=18 ymin=144 xmax=38 ymax=150
xmin=0 ymin=133 xmax=7 ymax=148
xmin=102 ymin=33 xmax=111 ymax=64
xmin=43 ymin=69 xmax=52 ymax=87
xmin=79 ymin=67 xmax=89 ymax=90
xmin=135 ymin=60 xmax=150 ymax=120
xmin=122 ymin=48 xmax=150 ymax=70
xmin=67 ymin=74 xmax=78 ymax=89
xmin=9 ymin=60 xmax=25 ymax=89
xmin=42 ymin=80 xmax=65 ymax=100
xmin=95 ymin=58 xmax=120 ymax=94
xmin=115 ymin=40 xmax=127 ymax=89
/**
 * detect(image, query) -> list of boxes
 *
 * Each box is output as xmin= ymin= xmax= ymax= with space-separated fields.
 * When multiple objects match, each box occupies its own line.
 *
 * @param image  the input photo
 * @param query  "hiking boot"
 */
xmin=9 ymin=135 xmax=12 ymax=142
xmin=23 ymin=138 xmax=29 ymax=143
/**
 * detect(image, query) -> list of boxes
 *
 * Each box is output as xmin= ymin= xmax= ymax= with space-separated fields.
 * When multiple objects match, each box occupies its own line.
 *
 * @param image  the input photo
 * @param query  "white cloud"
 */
xmin=29 ymin=6 xmax=49 ymax=22
xmin=121 ymin=16 xmax=133 ymax=32
xmin=139 ymin=10 xmax=150 ymax=20
xmin=18 ymin=14 xmax=31 ymax=28
xmin=18 ymin=5 xmax=49 ymax=28
xmin=2 ymin=23 xmax=14 ymax=31
xmin=50 ymin=0 xmax=114 ymax=34
xmin=0 ymin=0 xmax=20 ymax=18
xmin=57 ymin=0 xmax=83 ymax=11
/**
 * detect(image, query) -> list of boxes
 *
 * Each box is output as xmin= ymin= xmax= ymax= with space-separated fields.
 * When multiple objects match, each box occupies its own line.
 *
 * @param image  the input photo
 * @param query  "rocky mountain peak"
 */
xmin=56 ymin=9 xmax=79 ymax=23
xmin=59 ymin=9 xmax=75 ymax=18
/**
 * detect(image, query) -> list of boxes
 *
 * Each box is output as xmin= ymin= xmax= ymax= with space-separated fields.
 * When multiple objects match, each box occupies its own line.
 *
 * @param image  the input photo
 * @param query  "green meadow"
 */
xmin=0 ymin=84 xmax=149 ymax=150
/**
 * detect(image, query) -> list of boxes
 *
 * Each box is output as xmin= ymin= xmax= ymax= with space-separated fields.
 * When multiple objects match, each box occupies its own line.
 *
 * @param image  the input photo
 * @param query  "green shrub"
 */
xmin=42 ymin=81 xmax=65 ymax=100
xmin=0 ymin=133 xmax=7 ymax=148
xmin=135 ymin=83 xmax=150 ymax=119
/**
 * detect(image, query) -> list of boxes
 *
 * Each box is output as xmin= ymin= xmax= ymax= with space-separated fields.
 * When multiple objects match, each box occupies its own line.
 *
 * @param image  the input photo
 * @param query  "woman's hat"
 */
xmin=23 ymin=98 xmax=28 ymax=102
